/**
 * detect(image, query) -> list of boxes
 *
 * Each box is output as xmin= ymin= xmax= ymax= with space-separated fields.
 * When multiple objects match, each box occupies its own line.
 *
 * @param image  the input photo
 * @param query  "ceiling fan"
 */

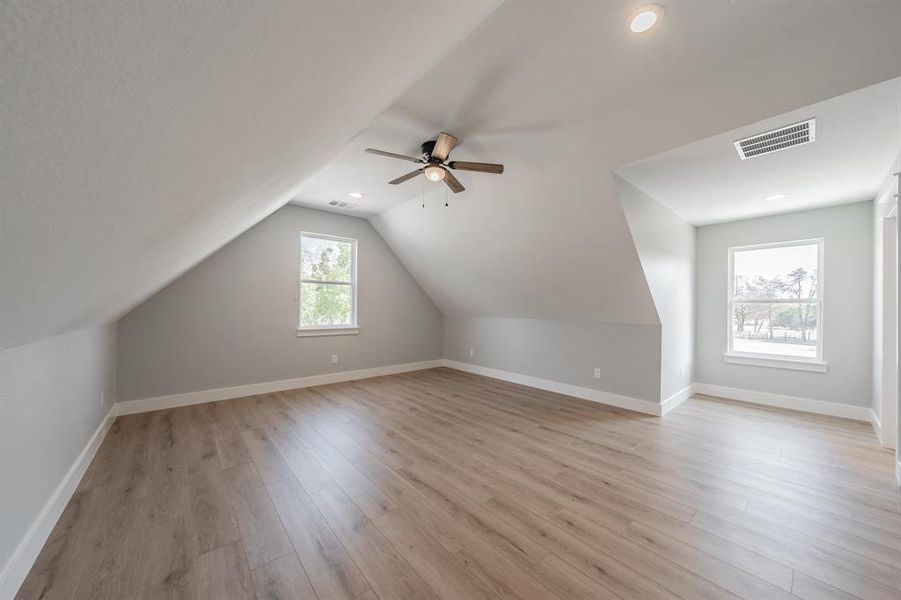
xmin=365 ymin=132 xmax=503 ymax=193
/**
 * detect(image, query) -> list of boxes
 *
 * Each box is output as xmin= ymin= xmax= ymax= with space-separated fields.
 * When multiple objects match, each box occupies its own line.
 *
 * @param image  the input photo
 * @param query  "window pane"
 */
xmin=301 ymin=235 xmax=352 ymax=282
xmin=732 ymin=301 xmax=817 ymax=358
xmin=300 ymin=283 xmax=352 ymax=327
xmin=733 ymin=244 xmax=817 ymax=301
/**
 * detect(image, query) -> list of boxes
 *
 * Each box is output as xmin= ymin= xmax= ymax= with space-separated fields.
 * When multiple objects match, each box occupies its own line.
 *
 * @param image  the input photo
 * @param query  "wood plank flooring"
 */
xmin=16 ymin=367 xmax=901 ymax=600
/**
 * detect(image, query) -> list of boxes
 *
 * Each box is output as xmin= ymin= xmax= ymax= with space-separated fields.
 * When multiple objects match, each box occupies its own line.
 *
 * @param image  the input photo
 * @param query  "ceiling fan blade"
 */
xmin=365 ymin=148 xmax=422 ymax=163
xmin=447 ymin=161 xmax=504 ymax=174
xmin=431 ymin=132 xmax=458 ymax=161
xmin=388 ymin=168 xmax=423 ymax=185
xmin=443 ymin=169 xmax=465 ymax=193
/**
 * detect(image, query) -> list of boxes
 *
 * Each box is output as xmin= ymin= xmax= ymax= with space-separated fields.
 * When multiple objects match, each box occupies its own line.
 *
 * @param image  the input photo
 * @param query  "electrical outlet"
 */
xmin=468 ymin=348 xmax=474 ymax=357
xmin=100 ymin=388 xmax=105 ymax=406
xmin=593 ymin=368 xmax=601 ymax=379
xmin=680 ymin=368 xmax=683 ymax=381
xmin=331 ymin=354 xmax=339 ymax=364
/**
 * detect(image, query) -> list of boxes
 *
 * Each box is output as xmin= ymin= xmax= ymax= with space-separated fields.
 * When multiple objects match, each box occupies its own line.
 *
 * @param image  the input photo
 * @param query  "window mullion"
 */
xmin=301 ymin=279 xmax=353 ymax=286
xmin=730 ymin=298 xmax=810 ymax=304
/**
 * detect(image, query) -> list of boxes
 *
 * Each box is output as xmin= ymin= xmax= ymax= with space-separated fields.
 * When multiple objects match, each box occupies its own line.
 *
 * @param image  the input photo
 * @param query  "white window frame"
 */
xmin=725 ymin=238 xmax=826 ymax=372
xmin=297 ymin=231 xmax=359 ymax=337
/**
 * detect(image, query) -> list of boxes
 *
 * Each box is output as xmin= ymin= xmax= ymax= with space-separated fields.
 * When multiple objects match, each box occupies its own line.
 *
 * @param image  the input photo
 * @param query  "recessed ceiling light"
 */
xmin=630 ymin=5 xmax=663 ymax=33
xmin=766 ymin=193 xmax=788 ymax=202
xmin=348 ymin=192 xmax=364 ymax=199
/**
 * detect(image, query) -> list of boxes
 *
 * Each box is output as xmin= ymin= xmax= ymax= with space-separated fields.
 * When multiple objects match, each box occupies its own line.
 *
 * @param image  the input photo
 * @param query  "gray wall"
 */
xmin=617 ymin=176 xmax=696 ymax=401
xmin=696 ymin=201 xmax=873 ymax=407
xmin=117 ymin=206 xmax=442 ymax=401
xmin=443 ymin=316 xmax=662 ymax=403
xmin=0 ymin=324 xmax=117 ymax=578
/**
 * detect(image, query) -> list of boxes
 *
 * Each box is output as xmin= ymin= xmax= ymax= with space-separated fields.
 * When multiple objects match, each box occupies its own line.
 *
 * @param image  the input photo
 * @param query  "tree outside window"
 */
xmin=299 ymin=233 xmax=356 ymax=329
xmin=728 ymin=240 xmax=822 ymax=361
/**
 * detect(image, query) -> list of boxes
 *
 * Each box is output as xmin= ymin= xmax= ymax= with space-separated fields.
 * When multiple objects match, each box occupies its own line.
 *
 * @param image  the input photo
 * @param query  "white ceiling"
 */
xmin=3 ymin=1 xmax=900 ymax=348
xmin=290 ymin=112 xmax=464 ymax=216
xmin=617 ymin=78 xmax=901 ymax=225
xmin=363 ymin=1 xmax=900 ymax=324
xmin=0 ymin=0 xmax=499 ymax=349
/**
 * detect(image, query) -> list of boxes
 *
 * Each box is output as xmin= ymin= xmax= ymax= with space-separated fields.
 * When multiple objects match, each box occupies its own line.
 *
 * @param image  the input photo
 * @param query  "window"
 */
xmin=726 ymin=239 xmax=825 ymax=371
xmin=298 ymin=232 xmax=357 ymax=335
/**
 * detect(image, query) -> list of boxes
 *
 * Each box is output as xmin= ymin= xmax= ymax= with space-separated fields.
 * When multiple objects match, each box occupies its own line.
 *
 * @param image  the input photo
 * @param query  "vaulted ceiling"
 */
xmin=3 ymin=1 xmax=900 ymax=348
xmin=0 ymin=0 xmax=500 ymax=349
xmin=361 ymin=1 xmax=900 ymax=322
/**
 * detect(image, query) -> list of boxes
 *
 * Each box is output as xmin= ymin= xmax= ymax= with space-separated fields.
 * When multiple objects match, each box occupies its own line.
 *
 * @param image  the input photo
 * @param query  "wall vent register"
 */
xmin=734 ymin=118 xmax=816 ymax=160
xmin=328 ymin=200 xmax=356 ymax=209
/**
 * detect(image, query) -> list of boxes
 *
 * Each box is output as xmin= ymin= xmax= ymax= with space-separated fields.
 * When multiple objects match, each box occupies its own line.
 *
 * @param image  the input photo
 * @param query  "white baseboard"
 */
xmin=1 ymin=360 xmax=443 ymax=597
xmin=0 ymin=406 xmax=117 ymax=600
xmin=441 ymin=359 xmax=664 ymax=416
xmin=693 ymin=382 xmax=872 ymax=422
xmin=871 ymin=409 xmax=884 ymax=445
xmin=661 ymin=384 xmax=694 ymax=416
xmin=115 ymin=360 xmax=444 ymax=416
xmin=4 ymin=361 xmax=885 ymax=600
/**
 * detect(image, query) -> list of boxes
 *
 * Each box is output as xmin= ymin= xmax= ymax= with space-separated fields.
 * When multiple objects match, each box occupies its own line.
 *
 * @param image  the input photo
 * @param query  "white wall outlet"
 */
xmin=468 ymin=348 xmax=474 ymax=357
xmin=680 ymin=368 xmax=684 ymax=381
xmin=331 ymin=354 xmax=339 ymax=364
xmin=100 ymin=388 xmax=105 ymax=406
xmin=593 ymin=368 xmax=601 ymax=379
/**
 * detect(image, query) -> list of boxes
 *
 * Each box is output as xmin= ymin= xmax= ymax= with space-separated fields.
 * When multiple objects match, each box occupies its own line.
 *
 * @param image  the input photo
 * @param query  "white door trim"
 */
xmin=882 ymin=217 xmax=898 ymax=450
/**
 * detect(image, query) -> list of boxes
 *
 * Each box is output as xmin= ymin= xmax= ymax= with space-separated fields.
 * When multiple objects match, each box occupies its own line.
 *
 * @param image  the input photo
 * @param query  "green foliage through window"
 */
xmin=300 ymin=234 xmax=355 ymax=328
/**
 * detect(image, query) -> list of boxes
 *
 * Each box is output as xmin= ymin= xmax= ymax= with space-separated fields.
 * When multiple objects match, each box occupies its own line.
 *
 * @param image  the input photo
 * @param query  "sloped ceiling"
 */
xmin=617 ymin=77 xmax=901 ymax=225
xmin=0 ymin=0 xmax=500 ymax=349
xmin=343 ymin=1 xmax=899 ymax=323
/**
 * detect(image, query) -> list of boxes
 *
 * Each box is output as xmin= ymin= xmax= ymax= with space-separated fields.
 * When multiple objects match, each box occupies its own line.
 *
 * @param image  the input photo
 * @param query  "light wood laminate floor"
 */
xmin=17 ymin=368 xmax=901 ymax=600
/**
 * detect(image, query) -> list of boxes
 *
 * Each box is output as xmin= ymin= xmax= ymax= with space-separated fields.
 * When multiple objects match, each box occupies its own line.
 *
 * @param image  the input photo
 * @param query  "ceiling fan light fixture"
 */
xmin=630 ymin=4 xmax=663 ymax=33
xmin=365 ymin=132 xmax=502 ymax=194
xmin=423 ymin=165 xmax=446 ymax=182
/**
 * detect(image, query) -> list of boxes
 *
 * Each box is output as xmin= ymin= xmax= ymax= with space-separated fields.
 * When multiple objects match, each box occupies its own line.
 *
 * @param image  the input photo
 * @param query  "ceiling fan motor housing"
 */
xmin=421 ymin=140 xmax=437 ymax=162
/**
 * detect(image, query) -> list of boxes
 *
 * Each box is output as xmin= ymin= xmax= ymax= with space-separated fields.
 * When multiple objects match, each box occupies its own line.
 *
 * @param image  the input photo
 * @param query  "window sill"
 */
xmin=724 ymin=352 xmax=827 ymax=373
xmin=296 ymin=327 xmax=359 ymax=338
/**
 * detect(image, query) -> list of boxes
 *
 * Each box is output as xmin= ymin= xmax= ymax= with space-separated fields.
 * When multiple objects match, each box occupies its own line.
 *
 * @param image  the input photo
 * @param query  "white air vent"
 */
xmin=734 ymin=118 xmax=816 ymax=160
xmin=328 ymin=200 xmax=356 ymax=209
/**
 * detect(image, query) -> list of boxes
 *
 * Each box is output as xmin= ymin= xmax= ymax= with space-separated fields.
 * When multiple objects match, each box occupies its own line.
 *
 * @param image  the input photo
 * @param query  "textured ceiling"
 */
xmin=364 ymin=1 xmax=900 ymax=323
xmin=0 ymin=0 xmax=499 ymax=349
xmin=3 ymin=1 xmax=900 ymax=348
